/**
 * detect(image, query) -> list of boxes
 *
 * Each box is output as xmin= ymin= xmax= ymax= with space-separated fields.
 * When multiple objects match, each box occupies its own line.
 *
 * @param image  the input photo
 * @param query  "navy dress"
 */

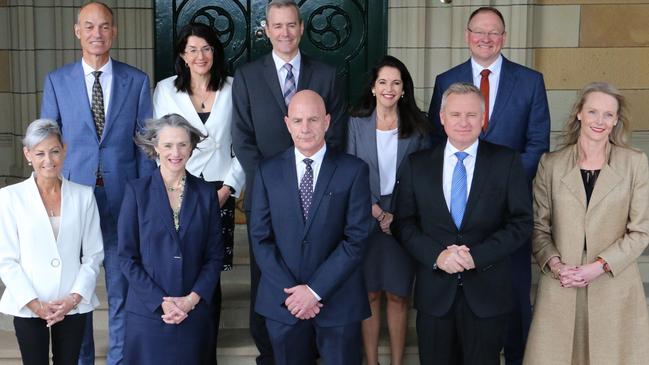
xmin=118 ymin=170 xmax=223 ymax=365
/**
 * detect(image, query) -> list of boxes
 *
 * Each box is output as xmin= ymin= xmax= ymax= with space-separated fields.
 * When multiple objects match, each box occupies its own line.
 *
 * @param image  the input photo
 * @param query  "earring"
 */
xmin=27 ymin=161 xmax=32 ymax=166
xmin=372 ymin=91 xmax=376 ymax=97
xmin=401 ymin=93 xmax=405 ymax=99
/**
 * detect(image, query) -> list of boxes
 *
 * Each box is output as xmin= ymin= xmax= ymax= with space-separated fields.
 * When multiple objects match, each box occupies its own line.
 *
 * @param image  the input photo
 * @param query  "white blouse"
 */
xmin=376 ymin=128 xmax=399 ymax=196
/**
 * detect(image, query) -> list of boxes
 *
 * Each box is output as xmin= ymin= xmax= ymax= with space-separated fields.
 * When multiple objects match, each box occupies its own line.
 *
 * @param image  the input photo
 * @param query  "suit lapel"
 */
xmin=462 ymin=143 xmax=491 ymax=229
xmin=587 ymin=164 xmax=622 ymax=211
xmin=303 ymin=150 xmax=337 ymax=235
xmin=429 ymin=147 xmax=456 ymax=229
xmin=151 ymin=170 xmax=182 ymax=243
xmin=486 ymin=57 xmax=515 ymax=136
xmin=297 ymin=56 xmax=313 ymax=91
xmin=104 ymin=62 xmax=133 ymax=139
xmin=458 ymin=60 xmax=473 ymax=83
xmin=396 ymin=133 xmax=414 ymax=170
xmin=263 ymin=54 xmax=288 ymax=115
xmin=282 ymin=150 xmax=303 ymax=226
xmin=66 ymin=62 xmax=97 ymax=143
xmin=178 ymin=174 xmax=199 ymax=241
xmin=561 ymin=167 xmax=587 ymax=210
xmin=362 ymin=113 xmax=380 ymax=188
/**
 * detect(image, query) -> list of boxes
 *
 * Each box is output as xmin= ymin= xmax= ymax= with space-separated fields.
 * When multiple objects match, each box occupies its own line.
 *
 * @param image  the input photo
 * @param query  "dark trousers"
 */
xmin=416 ymin=289 xmax=507 ymax=365
xmin=504 ymin=242 xmax=532 ymax=365
xmin=265 ymin=318 xmax=362 ymax=365
xmin=246 ymin=211 xmax=275 ymax=365
xmin=14 ymin=313 xmax=88 ymax=365
xmin=206 ymin=280 xmax=222 ymax=365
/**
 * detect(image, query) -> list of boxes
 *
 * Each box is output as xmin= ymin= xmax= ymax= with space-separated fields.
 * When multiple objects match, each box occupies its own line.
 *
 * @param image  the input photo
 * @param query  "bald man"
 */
xmin=249 ymin=90 xmax=371 ymax=365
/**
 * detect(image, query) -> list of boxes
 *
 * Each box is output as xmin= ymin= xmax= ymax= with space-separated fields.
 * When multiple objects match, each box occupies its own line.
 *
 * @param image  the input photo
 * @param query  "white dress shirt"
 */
xmin=293 ymin=143 xmax=327 ymax=301
xmin=471 ymin=55 xmax=502 ymax=119
xmin=272 ymin=50 xmax=301 ymax=94
xmin=442 ymin=139 xmax=479 ymax=212
xmin=376 ymin=128 xmax=398 ymax=196
xmin=81 ymin=57 xmax=113 ymax=115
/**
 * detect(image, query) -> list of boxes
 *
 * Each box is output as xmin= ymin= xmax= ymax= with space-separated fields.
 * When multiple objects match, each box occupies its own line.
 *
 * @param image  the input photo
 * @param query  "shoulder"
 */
xmin=125 ymin=174 xmax=155 ymax=193
xmin=610 ymin=145 xmax=649 ymax=169
xmin=47 ymin=61 xmax=79 ymax=78
xmin=437 ymin=60 xmax=470 ymax=80
xmin=503 ymin=57 xmax=543 ymax=79
xmin=62 ymin=178 xmax=94 ymax=196
xmin=0 ymin=178 xmax=31 ymax=197
xmin=235 ymin=56 xmax=267 ymax=76
xmin=156 ymin=75 xmax=177 ymax=89
xmin=348 ymin=115 xmax=373 ymax=129
xmin=112 ymin=60 xmax=149 ymax=80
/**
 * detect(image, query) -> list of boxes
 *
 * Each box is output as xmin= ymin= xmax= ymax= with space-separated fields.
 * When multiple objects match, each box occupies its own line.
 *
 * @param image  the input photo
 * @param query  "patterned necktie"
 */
xmin=283 ymin=63 xmax=296 ymax=106
xmin=299 ymin=158 xmax=314 ymax=220
xmin=91 ymin=71 xmax=105 ymax=139
xmin=450 ymin=151 xmax=468 ymax=229
xmin=480 ymin=69 xmax=491 ymax=132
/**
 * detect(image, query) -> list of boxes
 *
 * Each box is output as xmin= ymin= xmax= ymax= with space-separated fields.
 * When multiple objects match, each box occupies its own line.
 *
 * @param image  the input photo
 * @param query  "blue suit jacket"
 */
xmin=427 ymin=57 xmax=550 ymax=179
xmin=40 ymin=59 xmax=156 ymax=218
xmin=117 ymin=171 xmax=222 ymax=319
xmin=250 ymin=148 xmax=371 ymax=327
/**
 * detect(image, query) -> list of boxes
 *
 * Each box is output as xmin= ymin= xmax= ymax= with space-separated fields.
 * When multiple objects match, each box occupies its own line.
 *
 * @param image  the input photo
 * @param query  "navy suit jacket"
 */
xmin=427 ymin=57 xmax=550 ymax=179
xmin=232 ymin=53 xmax=346 ymax=211
xmin=117 ymin=171 xmax=222 ymax=319
xmin=394 ymin=141 xmax=533 ymax=318
xmin=250 ymin=148 xmax=371 ymax=327
xmin=40 ymin=59 xmax=156 ymax=218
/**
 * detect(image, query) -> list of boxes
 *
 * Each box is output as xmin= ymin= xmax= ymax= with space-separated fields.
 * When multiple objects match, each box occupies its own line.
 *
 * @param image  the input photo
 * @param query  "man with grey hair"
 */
xmin=232 ymin=1 xmax=345 ymax=363
xmin=395 ymin=83 xmax=532 ymax=365
xmin=40 ymin=2 xmax=155 ymax=364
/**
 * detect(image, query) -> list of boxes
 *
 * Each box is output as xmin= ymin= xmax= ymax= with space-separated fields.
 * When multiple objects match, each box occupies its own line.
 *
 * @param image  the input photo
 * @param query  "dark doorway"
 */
xmin=154 ymin=0 xmax=388 ymax=105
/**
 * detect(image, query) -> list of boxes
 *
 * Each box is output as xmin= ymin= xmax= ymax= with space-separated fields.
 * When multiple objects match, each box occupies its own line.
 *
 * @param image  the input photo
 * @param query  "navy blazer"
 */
xmin=427 ymin=57 xmax=550 ymax=179
xmin=40 ymin=60 xmax=156 ymax=218
xmin=394 ymin=141 xmax=533 ymax=318
xmin=250 ymin=148 xmax=371 ymax=326
xmin=232 ymin=53 xmax=346 ymax=211
xmin=117 ymin=170 xmax=222 ymax=319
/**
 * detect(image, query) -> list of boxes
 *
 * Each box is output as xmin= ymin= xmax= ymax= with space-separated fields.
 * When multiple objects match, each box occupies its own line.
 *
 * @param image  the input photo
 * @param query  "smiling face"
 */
xmin=180 ymin=35 xmax=214 ymax=78
xmin=284 ymin=90 xmax=330 ymax=157
xmin=74 ymin=3 xmax=116 ymax=65
xmin=23 ymin=135 xmax=66 ymax=180
xmin=154 ymin=126 xmax=193 ymax=175
xmin=265 ymin=5 xmax=304 ymax=62
xmin=372 ymin=66 xmax=403 ymax=110
xmin=465 ymin=10 xmax=506 ymax=67
xmin=440 ymin=92 xmax=484 ymax=150
xmin=577 ymin=91 xmax=619 ymax=144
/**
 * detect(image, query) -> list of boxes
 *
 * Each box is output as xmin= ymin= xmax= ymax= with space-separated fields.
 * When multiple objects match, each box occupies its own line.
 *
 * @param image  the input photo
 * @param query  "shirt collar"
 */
xmin=294 ymin=143 xmax=326 ymax=165
xmin=470 ymin=54 xmax=502 ymax=78
xmin=81 ymin=57 xmax=113 ymax=77
xmin=444 ymin=139 xmax=479 ymax=160
xmin=272 ymin=50 xmax=301 ymax=74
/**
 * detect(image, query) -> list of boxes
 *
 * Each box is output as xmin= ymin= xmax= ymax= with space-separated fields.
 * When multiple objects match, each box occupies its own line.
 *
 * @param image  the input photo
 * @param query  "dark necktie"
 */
xmin=299 ymin=158 xmax=314 ymax=220
xmin=480 ymin=69 xmax=491 ymax=131
xmin=450 ymin=151 xmax=468 ymax=229
xmin=283 ymin=63 xmax=296 ymax=106
xmin=91 ymin=71 xmax=105 ymax=140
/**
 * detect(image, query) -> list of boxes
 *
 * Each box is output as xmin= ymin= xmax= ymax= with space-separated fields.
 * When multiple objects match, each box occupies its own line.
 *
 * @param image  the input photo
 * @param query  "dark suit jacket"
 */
xmin=427 ymin=57 xmax=550 ymax=179
xmin=117 ymin=171 xmax=222 ymax=319
xmin=250 ymin=148 xmax=371 ymax=327
xmin=40 ymin=59 xmax=156 ymax=218
xmin=393 ymin=141 xmax=532 ymax=318
xmin=346 ymin=111 xmax=432 ymax=211
xmin=232 ymin=53 xmax=346 ymax=210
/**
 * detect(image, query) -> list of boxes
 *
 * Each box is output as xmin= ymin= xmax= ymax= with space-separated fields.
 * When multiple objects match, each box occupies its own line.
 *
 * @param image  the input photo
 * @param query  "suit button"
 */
xmin=51 ymin=258 xmax=60 ymax=267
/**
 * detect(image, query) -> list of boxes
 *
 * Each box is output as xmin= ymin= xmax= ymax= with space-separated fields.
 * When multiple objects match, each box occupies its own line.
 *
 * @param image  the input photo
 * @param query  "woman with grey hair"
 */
xmin=0 ymin=119 xmax=104 ymax=365
xmin=118 ymin=113 xmax=223 ymax=364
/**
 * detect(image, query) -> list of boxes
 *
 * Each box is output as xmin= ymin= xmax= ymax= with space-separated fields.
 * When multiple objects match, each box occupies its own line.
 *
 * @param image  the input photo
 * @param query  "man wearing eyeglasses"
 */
xmin=426 ymin=6 xmax=550 ymax=365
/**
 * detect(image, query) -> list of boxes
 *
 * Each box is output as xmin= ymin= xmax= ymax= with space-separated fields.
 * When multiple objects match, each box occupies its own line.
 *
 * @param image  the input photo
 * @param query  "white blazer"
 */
xmin=153 ymin=75 xmax=245 ymax=196
xmin=0 ymin=175 xmax=104 ymax=317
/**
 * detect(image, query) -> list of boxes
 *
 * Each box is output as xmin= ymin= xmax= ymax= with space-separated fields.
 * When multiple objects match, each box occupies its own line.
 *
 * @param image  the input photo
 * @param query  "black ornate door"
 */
xmin=154 ymin=0 xmax=387 ymax=105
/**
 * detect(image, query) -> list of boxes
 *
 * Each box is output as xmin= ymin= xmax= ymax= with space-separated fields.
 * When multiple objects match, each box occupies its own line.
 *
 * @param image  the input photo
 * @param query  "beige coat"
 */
xmin=524 ymin=144 xmax=649 ymax=365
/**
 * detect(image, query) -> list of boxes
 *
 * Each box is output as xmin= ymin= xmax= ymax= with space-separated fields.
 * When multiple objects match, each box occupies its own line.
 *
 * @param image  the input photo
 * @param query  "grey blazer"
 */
xmin=346 ymin=111 xmax=432 ymax=211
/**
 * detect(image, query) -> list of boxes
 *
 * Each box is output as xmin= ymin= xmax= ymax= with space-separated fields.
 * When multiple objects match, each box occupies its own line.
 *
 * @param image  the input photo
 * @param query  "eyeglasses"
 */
xmin=467 ymin=28 xmax=505 ymax=39
xmin=184 ymin=46 xmax=214 ymax=57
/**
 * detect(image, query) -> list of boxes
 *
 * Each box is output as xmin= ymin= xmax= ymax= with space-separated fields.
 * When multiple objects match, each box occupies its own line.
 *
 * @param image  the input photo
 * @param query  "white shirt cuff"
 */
xmin=306 ymin=285 xmax=321 ymax=301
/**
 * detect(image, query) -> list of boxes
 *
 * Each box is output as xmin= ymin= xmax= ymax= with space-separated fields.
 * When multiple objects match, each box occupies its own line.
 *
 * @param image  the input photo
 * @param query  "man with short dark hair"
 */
xmin=427 ymin=7 xmax=550 ymax=364
xmin=397 ymin=83 xmax=532 ymax=365
xmin=232 ymin=1 xmax=345 ymax=363
xmin=40 ymin=2 xmax=155 ymax=364
xmin=250 ymin=90 xmax=370 ymax=365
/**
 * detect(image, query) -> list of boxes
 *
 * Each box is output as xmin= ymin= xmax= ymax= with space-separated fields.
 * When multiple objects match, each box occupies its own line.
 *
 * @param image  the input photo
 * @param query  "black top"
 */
xmin=198 ymin=112 xmax=210 ymax=124
xmin=580 ymin=169 xmax=601 ymax=206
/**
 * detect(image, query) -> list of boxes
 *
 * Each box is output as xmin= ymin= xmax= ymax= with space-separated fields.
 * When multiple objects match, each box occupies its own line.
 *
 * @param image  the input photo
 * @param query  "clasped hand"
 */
xmin=549 ymin=260 xmax=604 ymax=288
xmin=436 ymin=245 xmax=475 ymax=274
xmin=28 ymin=294 xmax=79 ymax=327
xmin=161 ymin=295 xmax=195 ymax=324
xmin=284 ymin=285 xmax=323 ymax=320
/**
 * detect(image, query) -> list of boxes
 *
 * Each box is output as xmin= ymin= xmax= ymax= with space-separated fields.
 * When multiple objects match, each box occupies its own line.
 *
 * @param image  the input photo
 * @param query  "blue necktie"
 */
xmin=299 ymin=158 xmax=314 ymax=220
xmin=283 ymin=63 xmax=296 ymax=106
xmin=450 ymin=151 xmax=468 ymax=229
